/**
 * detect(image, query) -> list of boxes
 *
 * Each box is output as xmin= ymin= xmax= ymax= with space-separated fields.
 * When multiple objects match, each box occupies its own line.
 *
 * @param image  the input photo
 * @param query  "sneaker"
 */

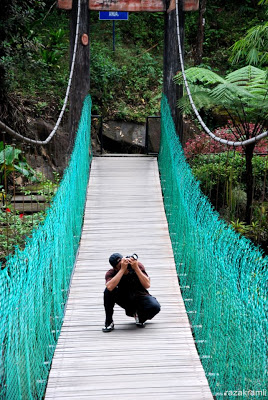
xmin=102 ymin=322 xmax=114 ymax=333
xmin=134 ymin=314 xmax=145 ymax=328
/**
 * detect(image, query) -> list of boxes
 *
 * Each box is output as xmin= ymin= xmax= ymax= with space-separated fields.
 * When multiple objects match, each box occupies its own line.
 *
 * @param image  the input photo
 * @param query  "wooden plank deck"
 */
xmin=45 ymin=156 xmax=213 ymax=400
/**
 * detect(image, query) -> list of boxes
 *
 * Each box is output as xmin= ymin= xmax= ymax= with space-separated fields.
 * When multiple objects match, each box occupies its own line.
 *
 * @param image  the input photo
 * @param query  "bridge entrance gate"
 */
xmin=57 ymin=0 xmax=199 ymax=145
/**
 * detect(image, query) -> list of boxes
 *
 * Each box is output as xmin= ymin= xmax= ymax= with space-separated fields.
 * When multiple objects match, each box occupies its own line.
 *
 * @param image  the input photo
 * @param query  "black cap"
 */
xmin=109 ymin=253 xmax=123 ymax=268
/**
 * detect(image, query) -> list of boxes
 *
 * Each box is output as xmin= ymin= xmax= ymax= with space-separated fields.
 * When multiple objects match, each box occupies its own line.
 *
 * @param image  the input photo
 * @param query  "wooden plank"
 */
xmin=45 ymin=156 xmax=213 ymax=400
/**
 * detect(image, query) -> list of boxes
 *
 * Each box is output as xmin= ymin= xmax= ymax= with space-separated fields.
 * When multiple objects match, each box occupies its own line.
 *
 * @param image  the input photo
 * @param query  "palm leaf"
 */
xmin=229 ymin=21 xmax=268 ymax=66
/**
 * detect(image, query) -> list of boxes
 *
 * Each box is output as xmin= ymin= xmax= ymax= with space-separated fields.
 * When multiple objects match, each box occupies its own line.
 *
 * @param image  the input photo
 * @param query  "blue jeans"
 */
xmin=104 ymin=287 xmax=160 ymax=326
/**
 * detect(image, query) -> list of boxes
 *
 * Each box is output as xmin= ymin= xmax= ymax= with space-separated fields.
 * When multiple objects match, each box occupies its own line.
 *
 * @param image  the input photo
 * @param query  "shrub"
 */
xmin=190 ymin=152 xmax=268 ymax=213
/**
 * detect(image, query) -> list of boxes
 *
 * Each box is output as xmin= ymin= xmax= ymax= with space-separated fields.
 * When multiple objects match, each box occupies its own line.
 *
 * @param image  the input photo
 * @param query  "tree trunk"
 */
xmin=194 ymin=0 xmax=206 ymax=66
xmin=0 ymin=2 xmax=10 ymax=119
xmin=163 ymin=0 xmax=184 ymax=142
xmin=69 ymin=0 xmax=90 ymax=155
xmin=245 ymin=143 xmax=255 ymax=225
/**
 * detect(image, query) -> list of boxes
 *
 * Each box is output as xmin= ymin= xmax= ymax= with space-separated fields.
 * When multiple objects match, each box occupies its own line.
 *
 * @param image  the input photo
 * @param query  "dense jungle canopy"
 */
xmin=0 ymin=0 xmax=266 ymax=126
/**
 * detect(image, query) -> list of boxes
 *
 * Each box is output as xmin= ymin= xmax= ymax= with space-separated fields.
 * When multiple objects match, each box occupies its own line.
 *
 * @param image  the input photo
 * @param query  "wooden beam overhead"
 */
xmin=58 ymin=0 xmax=72 ymax=10
xmin=57 ymin=0 xmax=199 ymax=12
xmin=89 ymin=0 xmax=166 ymax=12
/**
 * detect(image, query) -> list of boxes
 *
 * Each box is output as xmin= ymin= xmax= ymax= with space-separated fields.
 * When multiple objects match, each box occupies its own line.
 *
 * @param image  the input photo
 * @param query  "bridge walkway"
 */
xmin=45 ymin=156 xmax=213 ymax=400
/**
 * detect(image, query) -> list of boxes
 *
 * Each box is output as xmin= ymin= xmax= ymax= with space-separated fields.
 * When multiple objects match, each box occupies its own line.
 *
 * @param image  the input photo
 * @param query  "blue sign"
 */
xmin=99 ymin=11 xmax=129 ymax=20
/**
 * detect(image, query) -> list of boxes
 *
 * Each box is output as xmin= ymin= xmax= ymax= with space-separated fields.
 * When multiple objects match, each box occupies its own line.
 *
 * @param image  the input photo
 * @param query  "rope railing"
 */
xmin=0 ymin=95 xmax=92 ymax=399
xmin=0 ymin=0 xmax=81 ymax=145
xmin=158 ymin=95 xmax=268 ymax=398
xmin=175 ymin=0 xmax=268 ymax=147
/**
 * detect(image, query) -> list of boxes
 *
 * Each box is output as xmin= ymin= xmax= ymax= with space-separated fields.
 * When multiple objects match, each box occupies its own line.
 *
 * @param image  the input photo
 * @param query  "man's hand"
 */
xmin=106 ymin=258 xmax=128 ymax=291
xmin=129 ymin=258 xmax=150 ymax=289
xmin=128 ymin=258 xmax=139 ymax=271
xmin=120 ymin=258 xmax=129 ymax=272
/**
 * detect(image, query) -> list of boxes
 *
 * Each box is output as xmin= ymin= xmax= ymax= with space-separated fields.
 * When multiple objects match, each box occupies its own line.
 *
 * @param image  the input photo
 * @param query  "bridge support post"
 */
xmin=69 ymin=0 xmax=90 ymax=154
xmin=163 ymin=0 xmax=184 ymax=142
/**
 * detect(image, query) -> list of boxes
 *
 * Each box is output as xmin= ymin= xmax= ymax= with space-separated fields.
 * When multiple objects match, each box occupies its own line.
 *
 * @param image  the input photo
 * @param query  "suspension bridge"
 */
xmin=45 ymin=154 xmax=213 ymax=400
xmin=0 ymin=95 xmax=267 ymax=399
xmin=0 ymin=0 xmax=267 ymax=399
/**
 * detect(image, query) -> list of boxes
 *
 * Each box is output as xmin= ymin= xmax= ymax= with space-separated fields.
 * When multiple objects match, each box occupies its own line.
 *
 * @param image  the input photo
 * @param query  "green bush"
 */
xmin=91 ymin=43 xmax=123 ymax=106
xmin=190 ymin=152 xmax=268 ymax=213
xmin=118 ymin=13 xmax=164 ymax=47
xmin=0 ymin=209 xmax=45 ymax=266
xmin=0 ymin=142 xmax=36 ymax=193
xmin=231 ymin=203 xmax=268 ymax=253
xmin=90 ymin=42 xmax=162 ymax=120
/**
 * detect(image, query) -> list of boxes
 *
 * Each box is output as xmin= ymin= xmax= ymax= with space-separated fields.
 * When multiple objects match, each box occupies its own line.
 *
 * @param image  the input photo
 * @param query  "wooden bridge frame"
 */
xmin=58 ymin=0 xmax=199 ymax=12
xmin=58 ymin=0 xmax=199 ymax=146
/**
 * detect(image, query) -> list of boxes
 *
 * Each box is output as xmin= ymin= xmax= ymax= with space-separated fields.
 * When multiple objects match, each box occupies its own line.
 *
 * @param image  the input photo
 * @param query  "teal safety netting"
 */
xmin=0 ymin=95 xmax=92 ymax=399
xmin=158 ymin=96 xmax=268 ymax=399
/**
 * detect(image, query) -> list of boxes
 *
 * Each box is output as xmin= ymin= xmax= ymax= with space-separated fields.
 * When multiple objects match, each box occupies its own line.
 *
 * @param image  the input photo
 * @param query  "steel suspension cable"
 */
xmin=0 ymin=0 xmax=81 ymax=145
xmin=175 ymin=0 xmax=267 ymax=147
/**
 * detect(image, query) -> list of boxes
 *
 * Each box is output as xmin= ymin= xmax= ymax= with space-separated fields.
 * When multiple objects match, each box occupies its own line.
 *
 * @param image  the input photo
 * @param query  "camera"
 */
xmin=125 ymin=253 xmax=138 ymax=273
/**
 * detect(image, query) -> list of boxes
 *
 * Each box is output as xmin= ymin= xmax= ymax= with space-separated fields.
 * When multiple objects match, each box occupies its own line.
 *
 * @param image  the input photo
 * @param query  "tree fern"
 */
xmin=175 ymin=65 xmax=268 ymax=122
xmin=174 ymin=64 xmax=268 ymax=225
xmin=226 ymin=65 xmax=266 ymax=84
xmin=174 ymin=67 xmax=225 ymax=86
xmin=177 ymin=87 xmax=214 ymax=114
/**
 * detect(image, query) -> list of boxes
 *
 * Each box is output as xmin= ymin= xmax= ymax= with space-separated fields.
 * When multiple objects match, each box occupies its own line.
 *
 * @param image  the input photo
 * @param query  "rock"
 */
xmin=102 ymin=121 xmax=146 ymax=153
xmin=100 ymin=119 xmax=161 ymax=154
xmin=28 ymin=119 xmax=70 ymax=177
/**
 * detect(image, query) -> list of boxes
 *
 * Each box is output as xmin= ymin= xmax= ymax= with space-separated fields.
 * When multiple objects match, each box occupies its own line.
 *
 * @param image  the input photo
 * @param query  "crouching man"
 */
xmin=102 ymin=253 xmax=161 ymax=332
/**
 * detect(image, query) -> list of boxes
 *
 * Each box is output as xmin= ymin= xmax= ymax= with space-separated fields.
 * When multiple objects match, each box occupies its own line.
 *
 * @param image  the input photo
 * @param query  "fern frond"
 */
xmin=174 ymin=67 xmax=225 ymax=86
xmin=177 ymin=85 xmax=216 ymax=114
xmin=174 ymin=65 xmax=268 ymax=123
xmin=211 ymin=82 xmax=255 ymax=103
xmin=226 ymin=66 xmax=266 ymax=86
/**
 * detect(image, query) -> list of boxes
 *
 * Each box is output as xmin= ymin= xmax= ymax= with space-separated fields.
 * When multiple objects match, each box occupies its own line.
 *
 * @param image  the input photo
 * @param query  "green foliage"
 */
xmin=230 ymin=22 xmax=268 ymax=67
xmin=1 ymin=0 xmax=267 ymax=122
xmin=22 ymin=171 xmax=59 ymax=203
xmin=0 ymin=171 xmax=60 ymax=263
xmin=0 ymin=142 xmax=36 ymax=189
xmin=231 ymin=203 xmax=268 ymax=251
xmin=119 ymin=13 xmax=164 ymax=47
xmin=90 ymin=43 xmax=123 ymax=103
xmin=184 ymin=0 xmax=266 ymax=71
xmin=190 ymin=152 xmax=268 ymax=215
xmin=1 ymin=3 xmax=165 ymax=121
xmin=0 ymin=209 xmax=45 ymax=265
xmin=39 ymin=28 xmax=68 ymax=68
xmin=90 ymin=43 xmax=162 ymax=120
xmin=1 ymin=3 xmax=69 ymax=120
xmin=231 ymin=218 xmax=250 ymax=234
xmin=229 ymin=0 xmax=268 ymax=68
xmin=175 ymin=65 xmax=268 ymax=124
